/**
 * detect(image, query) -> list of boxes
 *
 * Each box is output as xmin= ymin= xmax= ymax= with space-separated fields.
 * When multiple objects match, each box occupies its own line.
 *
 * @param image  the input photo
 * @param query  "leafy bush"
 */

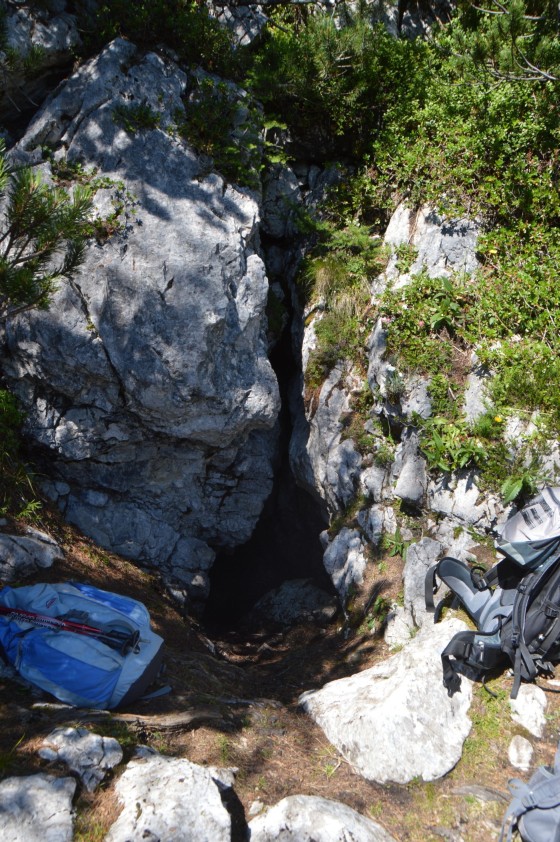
xmin=113 ymin=101 xmax=161 ymax=134
xmin=247 ymin=12 xmax=428 ymax=159
xmin=175 ymin=77 xmax=262 ymax=188
xmin=92 ymin=0 xmax=234 ymax=75
xmin=0 ymin=389 xmax=40 ymax=519
xmin=419 ymin=417 xmax=488 ymax=473
xmin=380 ymin=272 xmax=468 ymax=376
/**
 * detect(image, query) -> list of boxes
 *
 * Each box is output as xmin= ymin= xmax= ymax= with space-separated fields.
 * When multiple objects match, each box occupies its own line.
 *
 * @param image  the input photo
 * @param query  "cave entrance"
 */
xmin=201 ymin=301 xmax=334 ymax=634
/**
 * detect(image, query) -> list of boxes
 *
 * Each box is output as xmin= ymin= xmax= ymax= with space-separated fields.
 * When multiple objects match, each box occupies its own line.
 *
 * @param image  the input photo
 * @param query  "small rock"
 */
xmin=249 ymin=800 xmax=265 ymax=817
xmin=384 ymin=604 xmax=415 ymax=649
xmin=463 ymin=357 xmax=490 ymax=423
xmin=0 ymin=529 xmax=63 ymax=581
xmin=403 ymin=537 xmax=443 ymax=627
xmin=248 ymin=794 xmax=397 ymax=841
xmin=508 ymin=735 xmax=534 ymax=771
xmin=509 ymin=685 xmax=547 ymax=738
xmin=322 ymin=527 xmax=367 ymax=601
xmin=39 ymin=726 xmax=123 ymax=792
xmin=453 ymin=784 xmax=508 ymax=804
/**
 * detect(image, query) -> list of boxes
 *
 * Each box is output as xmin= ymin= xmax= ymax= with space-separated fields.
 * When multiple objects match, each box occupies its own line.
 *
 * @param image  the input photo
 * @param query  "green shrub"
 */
xmin=113 ymin=101 xmax=161 ymax=134
xmin=92 ymin=0 xmax=234 ymax=76
xmin=247 ymin=12 xmax=428 ymax=159
xmin=175 ymin=77 xmax=262 ymax=188
xmin=0 ymin=389 xmax=40 ymax=519
xmin=380 ymin=272 xmax=467 ymax=376
xmin=0 ymin=141 xmax=92 ymax=322
xmin=419 ymin=417 xmax=488 ymax=473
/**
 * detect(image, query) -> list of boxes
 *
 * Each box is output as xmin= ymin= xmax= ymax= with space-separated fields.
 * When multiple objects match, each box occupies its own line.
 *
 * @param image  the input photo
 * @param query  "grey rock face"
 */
xmin=290 ymin=362 xmax=362 ymax=516
xmin=249 ymin=794 xmax=397 ymax=841
xmin=39 ymin=726 xmax=123 ymax=792
xmin=381 ymin=204 xmax=480 ymax=286
xmin=392 ymin=428 xmax=428 ymax=508
xmin=3 ymin=40 xmax=280 ymax=595
xmin=3 ymin=2 xmax=78 ymax=59
xmin=322 ymin=527 xmax=368 ymax=601
xmin=299 ymin=618 xmax=473 ymax=784
xmin=428 ymin=473 xmax=499 ymax=529
xmin=0 ymin=773 xmax=76 ymax=842
xmin=105 ymin=748 xmax=235 ymax=842
xmin=403 ymin=536 xmax=443 ymax=628
xmin=208 ymin=2 xmax=268 ymax=47
xmin=356 ymin=0 xmax=454 ymax=41
xmin=261 ymin=164 xmax=301 ymax=239
xmin=463 ymin=355 xmax=491 ymax=422
xmin=294 ymin=200 xmax=481 ymax=525
xmin=0 ymin=527 xmax=63 ymax=581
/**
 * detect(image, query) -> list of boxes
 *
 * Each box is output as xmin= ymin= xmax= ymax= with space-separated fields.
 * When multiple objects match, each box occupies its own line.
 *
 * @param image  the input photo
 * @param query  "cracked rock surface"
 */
xmin=299 ymin=618 xmax=473 ymax=784
xmin=38 ymin=726 xmax=123 ymax=792
xmin=105 ymin=747 xmax=235 ymax=842
xmin=0 ymin=773 xmax=76 ymax=842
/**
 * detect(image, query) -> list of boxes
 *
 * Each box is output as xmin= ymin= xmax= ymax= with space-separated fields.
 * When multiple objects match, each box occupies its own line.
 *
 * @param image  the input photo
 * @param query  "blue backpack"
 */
xmin=0 ymin=582 xmax=165 ymax=708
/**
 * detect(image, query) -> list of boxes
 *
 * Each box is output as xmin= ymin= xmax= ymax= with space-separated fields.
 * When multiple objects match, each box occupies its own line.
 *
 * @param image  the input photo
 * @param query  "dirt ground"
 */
xmin=0 ymin=509 xmax=559 ymax=842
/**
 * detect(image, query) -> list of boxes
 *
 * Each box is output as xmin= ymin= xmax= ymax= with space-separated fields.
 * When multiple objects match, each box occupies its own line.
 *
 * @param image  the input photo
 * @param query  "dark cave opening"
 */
xmin=201 ymin=295 xmax=335 ymax=633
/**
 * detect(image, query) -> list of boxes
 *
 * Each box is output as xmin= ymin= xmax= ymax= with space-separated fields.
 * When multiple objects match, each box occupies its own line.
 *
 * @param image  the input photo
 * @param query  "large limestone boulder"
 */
xmin=105 ymin=748 xmax=235 ymax=842
xmin=3 ymin=39 xmax=280 ymax=600
xmin=249 ymin=795 xmax=397 ymax=841
xmin=299 ymin=618 xmax=473 ymax=784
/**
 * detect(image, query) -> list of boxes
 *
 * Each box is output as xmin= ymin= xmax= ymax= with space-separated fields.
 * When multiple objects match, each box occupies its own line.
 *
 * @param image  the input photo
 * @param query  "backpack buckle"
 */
xmin=544 ymin=601 xmax=559 ymax=618
xmin=471 ymin=566 xmax=489 ymax=591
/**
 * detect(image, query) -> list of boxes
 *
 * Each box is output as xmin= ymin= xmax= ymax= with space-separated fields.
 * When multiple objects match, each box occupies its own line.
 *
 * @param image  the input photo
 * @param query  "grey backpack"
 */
xmin=500 ymin=744 xmax=560 ymax=841
xmin=426 ymin=487 xmax=560 ymax=698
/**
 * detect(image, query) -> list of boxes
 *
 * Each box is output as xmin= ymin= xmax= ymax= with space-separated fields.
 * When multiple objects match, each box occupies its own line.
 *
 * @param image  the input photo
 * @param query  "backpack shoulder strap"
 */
xmin=425 ymin=563 xmax=440 ymax=616
xmin=507 ymin=560 xmax=560 ymax=697
xmin=440 ymin=628 xmax=504 ymax=696
xmin=509 ymin=572 xmax=538 ymax=699
xmin=500 ymin=773 xmax=560 ymax=842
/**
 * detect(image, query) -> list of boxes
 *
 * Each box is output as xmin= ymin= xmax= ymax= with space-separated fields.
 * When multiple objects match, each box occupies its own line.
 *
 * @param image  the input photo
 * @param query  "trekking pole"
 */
xmin=0 ymin=604 xmax=140 ymax=654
